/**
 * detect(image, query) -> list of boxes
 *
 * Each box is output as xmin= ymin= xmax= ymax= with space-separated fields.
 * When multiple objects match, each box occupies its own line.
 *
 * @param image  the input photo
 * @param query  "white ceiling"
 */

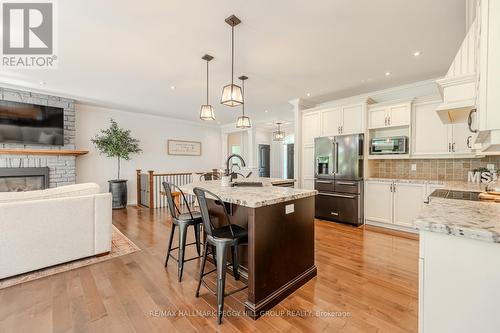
xmin=0 ymin=0 xmax=466 ymax=125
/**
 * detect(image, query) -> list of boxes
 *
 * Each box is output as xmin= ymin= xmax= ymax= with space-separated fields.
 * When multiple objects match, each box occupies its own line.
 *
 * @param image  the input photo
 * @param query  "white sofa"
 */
xmin=0 ymin=183 xmax=112 ymax=279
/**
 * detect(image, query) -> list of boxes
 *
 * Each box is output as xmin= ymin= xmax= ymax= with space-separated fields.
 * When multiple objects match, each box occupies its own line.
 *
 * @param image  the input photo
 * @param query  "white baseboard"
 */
xmin=365 ymin=219 xmax=418 ymax=234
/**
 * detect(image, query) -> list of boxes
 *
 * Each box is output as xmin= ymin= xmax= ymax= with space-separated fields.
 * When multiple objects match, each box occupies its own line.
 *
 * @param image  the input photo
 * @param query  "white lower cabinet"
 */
xmin=365 ymin=180 xmax=428 ymax=230
xmin=393 ymin=183 xmax=426 ymax=227
xmin=364 ymin=181 xmax=393 ymax=224
xmin=420 ymin=231 xmax=500 ymax=333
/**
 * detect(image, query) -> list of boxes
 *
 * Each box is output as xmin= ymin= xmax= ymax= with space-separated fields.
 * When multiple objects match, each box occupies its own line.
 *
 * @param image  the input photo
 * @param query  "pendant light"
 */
xmin=236 ymin=75 xmax=251 ymax=128
xmin=273 ymin=122 xmax=285 ymax=141
xmin=200 ymin=54 xmax=215 ymax=120
xmin=221 ymin=15 xmax=243 ymax=107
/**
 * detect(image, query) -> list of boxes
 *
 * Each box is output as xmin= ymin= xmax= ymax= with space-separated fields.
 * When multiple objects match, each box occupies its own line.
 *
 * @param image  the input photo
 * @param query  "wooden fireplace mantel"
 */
xmin=0 ymin=149 xmax=89 ymax=156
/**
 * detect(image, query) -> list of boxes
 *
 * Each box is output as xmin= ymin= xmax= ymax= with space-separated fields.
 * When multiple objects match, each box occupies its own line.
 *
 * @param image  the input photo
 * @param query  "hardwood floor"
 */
xmin=0 ymin=206 xmax=419 ymax=332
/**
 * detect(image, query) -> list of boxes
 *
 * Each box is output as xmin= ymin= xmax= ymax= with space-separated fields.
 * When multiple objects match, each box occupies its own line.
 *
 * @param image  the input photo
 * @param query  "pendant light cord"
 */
xmin=231 ymin=25 xmax=234 ymax=86
xmin=206 ymin=60 xmax=209 ymax=104
xmin=241 ymin=79 xmax=245 ymax=116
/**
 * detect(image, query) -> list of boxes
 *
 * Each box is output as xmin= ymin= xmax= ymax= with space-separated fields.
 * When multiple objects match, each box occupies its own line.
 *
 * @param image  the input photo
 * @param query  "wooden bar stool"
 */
xmin=193 ymin=187 xmax=248 ymax=325
xmin=162 ymin=182 xmax=203 ymax=282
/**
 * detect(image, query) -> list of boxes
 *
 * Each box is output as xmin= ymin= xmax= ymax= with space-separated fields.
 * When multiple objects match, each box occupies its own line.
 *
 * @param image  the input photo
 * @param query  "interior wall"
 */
xmin=75 ymin=104 xmax=222 ymax=204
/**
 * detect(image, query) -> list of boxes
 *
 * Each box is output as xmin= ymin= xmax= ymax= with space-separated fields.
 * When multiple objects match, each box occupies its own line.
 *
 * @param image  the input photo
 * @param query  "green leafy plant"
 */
xmin=91 ymin=119 xmax=142 ymax=179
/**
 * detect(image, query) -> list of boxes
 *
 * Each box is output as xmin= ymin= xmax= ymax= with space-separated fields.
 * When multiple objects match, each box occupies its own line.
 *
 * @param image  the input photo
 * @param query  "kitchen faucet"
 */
xmin=225 ymin=154 xmax=247 ymax=180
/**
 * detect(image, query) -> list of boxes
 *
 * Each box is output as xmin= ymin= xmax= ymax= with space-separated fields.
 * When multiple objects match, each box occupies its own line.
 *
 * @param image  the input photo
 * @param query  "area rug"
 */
xmin=0 ymin=226 xmax=140 ymax=290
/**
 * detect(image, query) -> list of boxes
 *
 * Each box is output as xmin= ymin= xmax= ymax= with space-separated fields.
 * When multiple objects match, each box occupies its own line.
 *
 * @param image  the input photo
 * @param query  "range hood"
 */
xmin=435 ymin=18 xmax=478 ymax=124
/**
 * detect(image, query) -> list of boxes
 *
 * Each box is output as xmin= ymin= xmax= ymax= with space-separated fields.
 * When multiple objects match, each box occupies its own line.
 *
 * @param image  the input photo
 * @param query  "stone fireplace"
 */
xmin=0 ymin=87 xmax=77 ymax=189
xmin=0 ymin=167 xmax=49 ymax=192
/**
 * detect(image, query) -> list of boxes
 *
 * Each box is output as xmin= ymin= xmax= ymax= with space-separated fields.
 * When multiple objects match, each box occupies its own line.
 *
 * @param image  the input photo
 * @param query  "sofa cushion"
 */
xmin=0 ymin=183 xmax=101 ymax=203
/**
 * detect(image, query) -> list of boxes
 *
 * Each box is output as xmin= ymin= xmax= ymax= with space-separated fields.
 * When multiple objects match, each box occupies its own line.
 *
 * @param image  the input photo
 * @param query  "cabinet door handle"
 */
xmin=316 ymin=180 xmax=333 ymax=184
xmin=448 ymin=143 xmax=451 ymax=152
xmin=384 ymin=117 xmax=387 ymax=126
xmin=388 ymin=116 xmax=391 ymax=125
xmin=452 ymin=143 xmax=456 ymax=152
xmin=467 ymin=136 xmax=472 ymax=149
xmin=393 ymin=184 xmax=396 ymax=192
xmin=330 ymin=212 xmax=339 ymax=216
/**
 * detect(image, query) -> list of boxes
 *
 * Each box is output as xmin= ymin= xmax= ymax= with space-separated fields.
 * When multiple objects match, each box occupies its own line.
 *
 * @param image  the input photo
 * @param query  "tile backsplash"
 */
xmin=369 ymin=156 xmax=500 ymax=181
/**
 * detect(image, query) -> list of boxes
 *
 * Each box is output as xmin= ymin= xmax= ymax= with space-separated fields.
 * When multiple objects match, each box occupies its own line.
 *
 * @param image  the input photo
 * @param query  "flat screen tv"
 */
xmin=0 ymin=100 xmax=64 ymax=146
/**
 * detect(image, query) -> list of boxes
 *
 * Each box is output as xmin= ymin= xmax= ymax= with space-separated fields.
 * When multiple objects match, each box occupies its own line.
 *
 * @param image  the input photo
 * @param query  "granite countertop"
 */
xmin=180 ymin=177 xmax=316 ymax=208
xmin=415 ymin=197 xmax=500 ymax=243
xmin=366 ymin=177 xmax=444 ymax=185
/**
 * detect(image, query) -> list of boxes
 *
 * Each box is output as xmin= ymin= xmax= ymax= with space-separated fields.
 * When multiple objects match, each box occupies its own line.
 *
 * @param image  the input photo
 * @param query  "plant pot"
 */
xmin=109 ymin=179 xmax=127 ymax=209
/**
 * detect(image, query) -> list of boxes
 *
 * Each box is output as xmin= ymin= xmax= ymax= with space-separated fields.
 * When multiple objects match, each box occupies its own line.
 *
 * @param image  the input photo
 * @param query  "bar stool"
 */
xmin=163 ymin=182 xmax=203 ymax=282
xmin=193 ymin=187 xmax=248 ymax=324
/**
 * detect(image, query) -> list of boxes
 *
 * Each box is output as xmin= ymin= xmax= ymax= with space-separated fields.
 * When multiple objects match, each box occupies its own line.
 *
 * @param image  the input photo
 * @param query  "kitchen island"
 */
xmin=415 ymin=186 xmax=500 ymax=333
xmin=181 ymin=177 xmax=317 ymax=318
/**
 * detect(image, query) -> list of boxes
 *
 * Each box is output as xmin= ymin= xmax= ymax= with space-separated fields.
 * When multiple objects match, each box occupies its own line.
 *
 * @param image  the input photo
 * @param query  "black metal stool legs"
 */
xmin=215 ymin=241 xmax=229 ymax=325
xmin=165 ymin=224 xmax=176 ymax=266
xmin=177 ymin=223 xmax=188 ymax=282
xmin=231 ymin=245 xmax=240 ymax=280
xmin=196 ymin=242 xmax=209 ymax=298
xmin=164 ymin=222 xmax=203 ymax=282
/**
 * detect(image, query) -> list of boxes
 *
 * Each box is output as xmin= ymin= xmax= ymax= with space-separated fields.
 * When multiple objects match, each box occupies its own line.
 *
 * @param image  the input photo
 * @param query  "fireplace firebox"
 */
xmin=0 ymin=167 xmax=49 ymax=192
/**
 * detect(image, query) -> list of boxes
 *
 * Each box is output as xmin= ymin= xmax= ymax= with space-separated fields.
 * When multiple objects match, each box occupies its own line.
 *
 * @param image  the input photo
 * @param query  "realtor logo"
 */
xmin=1 ymin=0 xmax=57 ymax=68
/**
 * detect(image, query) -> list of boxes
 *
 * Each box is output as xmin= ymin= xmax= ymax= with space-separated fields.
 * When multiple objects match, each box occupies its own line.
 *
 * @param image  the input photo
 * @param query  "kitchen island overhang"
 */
xmin=181 ymin=178 xmax=317 ymax=318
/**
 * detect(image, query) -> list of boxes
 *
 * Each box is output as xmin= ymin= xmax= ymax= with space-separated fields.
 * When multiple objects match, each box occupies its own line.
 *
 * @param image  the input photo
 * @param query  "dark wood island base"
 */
xmin=206 ymin=195 xmax=317 ymax=320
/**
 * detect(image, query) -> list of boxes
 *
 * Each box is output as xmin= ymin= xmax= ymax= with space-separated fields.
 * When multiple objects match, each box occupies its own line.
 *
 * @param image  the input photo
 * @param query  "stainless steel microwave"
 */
xmin=370 ymin=136 xmax=408 ymax=155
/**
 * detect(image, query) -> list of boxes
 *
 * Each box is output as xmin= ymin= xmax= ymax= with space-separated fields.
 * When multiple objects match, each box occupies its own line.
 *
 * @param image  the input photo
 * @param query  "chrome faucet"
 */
xmin=225 ymin=154 xmax=246 ymax=180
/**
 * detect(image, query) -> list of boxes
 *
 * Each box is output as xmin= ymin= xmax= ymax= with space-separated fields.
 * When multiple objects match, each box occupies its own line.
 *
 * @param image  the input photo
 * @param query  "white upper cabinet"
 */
xmin=302 ymin=111 xmax=321 ymax=145
xmin=393 ymin=182 xmax=426 ymax=227
xmin=368 ymin=102 xmax=411 ymax=129
xmin=388 ymin=103 xmax=411 ymax=127
xmin=451 ymin=122 xmax=473 ymax=154
xmin=413 ymin=101 xmax=450 ymax=155
xmin=368 ymin=107 xmax=387 ymax=129
xmin=321 ymin=108 xmax=341 ymax=136
xmin=341 ymin=103 xmax=364 ymax=134
xmin=413 ymin=100 xmax=474 ymax=156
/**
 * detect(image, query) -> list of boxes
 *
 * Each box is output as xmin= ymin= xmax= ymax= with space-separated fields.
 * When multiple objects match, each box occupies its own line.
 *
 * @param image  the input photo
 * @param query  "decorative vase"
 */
xmin=108 ymin=179 xmax=127 ymax=209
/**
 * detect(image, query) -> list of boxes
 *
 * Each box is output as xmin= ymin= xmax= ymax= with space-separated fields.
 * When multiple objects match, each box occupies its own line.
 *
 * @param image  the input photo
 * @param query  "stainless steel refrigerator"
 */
xmin=314 ymin=134 xmax=364 ymax=226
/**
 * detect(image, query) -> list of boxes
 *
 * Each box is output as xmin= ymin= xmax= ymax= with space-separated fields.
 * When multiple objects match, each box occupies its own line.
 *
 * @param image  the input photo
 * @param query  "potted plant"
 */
xmin=91 ymin=119 xmax=142 ymax=209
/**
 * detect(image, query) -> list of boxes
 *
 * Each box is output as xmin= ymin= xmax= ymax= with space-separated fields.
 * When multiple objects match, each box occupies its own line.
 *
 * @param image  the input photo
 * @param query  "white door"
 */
xmin=393 ymin=182 xmax=426 ymax=227
xmin=451 ymin=122 xmax=473 ymax=154
xmin=301 ymin=146 xmax=315 ymax=189
xmin=413 ymin=101 xmax=450 ymax=155
xmin=388 ymin=103 xmax=411 ymax=127
xmin=365 ymin=181 xmax=393 ymax=224
xmin=368 ymin=107 xmax=387 ymax=129
xmin=302 ymin=112 xmax=321 ymax=145
xmin=342 ymin=103 xmax=363 ymax=134
xmin=321 ymin=108 xmax=341 ymax=136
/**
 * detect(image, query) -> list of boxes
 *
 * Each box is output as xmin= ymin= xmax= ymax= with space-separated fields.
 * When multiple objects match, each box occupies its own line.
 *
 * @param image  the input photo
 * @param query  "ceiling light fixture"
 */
xmin=170 ymin=85 xmax=176 ymax=90
xmin=265 ymin=110 xmax=268 ymax=113
xmin=200 ymin=54 xmax=216 ymax=121
xmin=273 ymin=122 xmax=285 ymax=141
xmin=413 ymin=51 xmax=422 ymax=57
xmin=221 ymin=15 xmax=243 ymax=107
xmin=236 ymin=75 xmax=251 ymax=128
xmin=385 ymin=72 xmax=392 ymax=76
xmin=306 ymin=93 xmax=311 ymax=97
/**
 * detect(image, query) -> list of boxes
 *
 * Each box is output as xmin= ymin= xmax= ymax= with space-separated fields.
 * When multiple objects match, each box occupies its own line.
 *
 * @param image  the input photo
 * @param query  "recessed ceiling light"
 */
xmin=385 ymin=72 xmax=392 ymax=76
xmin=306 ymin=93 xmax=311 ymax=97
xmin=39 ymin=81 xmax=46 ymax=85
xmin=413 ymin=51 xmax=422 ymax=57
xmin=265 ymin=110 xmax=268 ymax=113
xmin=170 ymin=85 xmax=176 ymax=90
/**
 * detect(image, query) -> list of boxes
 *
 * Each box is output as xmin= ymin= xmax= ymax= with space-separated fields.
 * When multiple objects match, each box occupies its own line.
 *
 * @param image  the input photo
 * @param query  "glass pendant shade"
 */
xmin=273 ymin=130 xmax=285 ymax=141
xmin=200 ymin=54 xmax=215 ymax=121
xmin=221 ymin=84 xmax=243 ymax=106
xmin=236 ymin=115 xmax=251 ymax=128
xmin=200 ymin=104 xmax=215 ymax=120
xmin=273 ymin=122 xmax=285 ymax=141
